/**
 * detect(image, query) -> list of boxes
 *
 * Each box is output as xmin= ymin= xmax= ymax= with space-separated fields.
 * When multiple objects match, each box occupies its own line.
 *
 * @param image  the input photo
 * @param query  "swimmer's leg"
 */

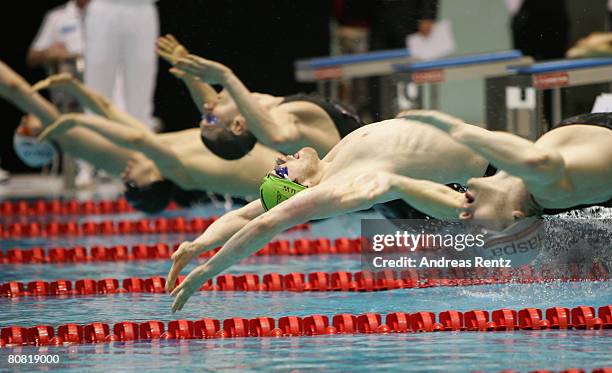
xmin=34 ymin=73 xmax=150 ymax=132
xmin=0 ymin=60 xmax=60 ymax=126
xmin=0 ymin=60 xmax=148 ymax=177
xmin=41 ymin=113 xmax=183 ymax=172
xmin=55 ymin=128 xmax=140 ymax=176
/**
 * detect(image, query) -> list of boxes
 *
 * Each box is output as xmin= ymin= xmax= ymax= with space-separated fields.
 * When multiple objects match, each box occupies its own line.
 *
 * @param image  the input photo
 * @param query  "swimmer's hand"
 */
xmin=37 ymin=113 xmax=79 ymax=142
xmin=175 ymin=55 xmax=232 ymax=85
xmin=165 ymin=241 xmax=200 ymax=292
xmin=32 ymin=72 xmax=76 ymax=92
xmin=397 ymin=110 xmax=466 ymax=134
xmin=170 ymin=264 xmax=212 ymax=313
xmin=156 ymin=34 xmax=189 ymax=65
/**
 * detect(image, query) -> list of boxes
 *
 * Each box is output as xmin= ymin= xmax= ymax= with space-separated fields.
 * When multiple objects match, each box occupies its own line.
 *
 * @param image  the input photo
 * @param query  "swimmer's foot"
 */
xmin=32 ymin=72 xmax=77 ymax=92
xmin=0 ymin=166 xmax=9 ymax=184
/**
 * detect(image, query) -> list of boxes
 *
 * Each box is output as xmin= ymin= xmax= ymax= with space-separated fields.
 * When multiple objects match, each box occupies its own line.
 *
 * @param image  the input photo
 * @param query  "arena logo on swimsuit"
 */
xmin=277 ymin=186 xmax=299 ymax=203
xmin=259 ymin=175 xmax=307 ymax=211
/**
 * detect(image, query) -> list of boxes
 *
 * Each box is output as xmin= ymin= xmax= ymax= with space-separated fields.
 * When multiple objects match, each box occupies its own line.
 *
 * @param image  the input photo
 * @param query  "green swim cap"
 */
xmin=260 ymin=175 xmax=307 ymax=211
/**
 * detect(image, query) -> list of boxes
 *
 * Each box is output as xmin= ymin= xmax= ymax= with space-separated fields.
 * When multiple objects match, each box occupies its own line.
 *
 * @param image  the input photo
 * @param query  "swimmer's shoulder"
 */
xmin=275 ymin=100 xmax=334 ymax=125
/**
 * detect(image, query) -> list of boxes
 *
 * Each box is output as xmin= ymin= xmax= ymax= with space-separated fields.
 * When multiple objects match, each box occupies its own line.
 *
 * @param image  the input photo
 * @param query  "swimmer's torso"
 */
xmin=159 ymin=129 xmax=278 ymax=196
xmin=320 ymin=118 xmax=488 ymax=185
xmin=185 ymin=142 xmax=277 ymax=196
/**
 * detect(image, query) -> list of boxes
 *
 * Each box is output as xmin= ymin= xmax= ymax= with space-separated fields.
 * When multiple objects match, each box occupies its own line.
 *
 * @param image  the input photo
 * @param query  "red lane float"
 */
xmin=0 ymin=305 xmax=609 ymax=348
xmin=492 ymin=309 xmax=518 ymax=331
xmin=2 ymin=237 xmax=338 ymax=266
xmin=1 ymin=271 xmax=609 ymax=299
xmin=1 ymin=217 xmax=310 ymax=239
xmin=0 ymin=198 xmax=141 ymax=216
xmin=194 ymin=319 xmax=220 ymax=339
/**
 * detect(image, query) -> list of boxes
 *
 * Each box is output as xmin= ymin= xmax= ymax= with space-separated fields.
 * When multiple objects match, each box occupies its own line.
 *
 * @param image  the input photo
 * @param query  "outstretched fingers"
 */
xmin=156 ymin=49 xmax=175 ymax=64
xmin=156 ymin=34 xmax=176 ymax=52
xmin=156 ymin=34 xmax=188 ymax=64
xmin=170 ymin=281 xmax=195 ymax=313
xmin=165 ymin=34 xmax=179 ymax=44
xmin=165 ymin=241 xmax=200 ymax=292
xmin=165 ymin=250 xmax=184 ymax=292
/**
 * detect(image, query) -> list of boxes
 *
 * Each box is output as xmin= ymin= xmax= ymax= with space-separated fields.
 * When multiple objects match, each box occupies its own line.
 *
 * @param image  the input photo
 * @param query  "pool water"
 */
xmin=1 ymin=203 xmax=611 ymax=373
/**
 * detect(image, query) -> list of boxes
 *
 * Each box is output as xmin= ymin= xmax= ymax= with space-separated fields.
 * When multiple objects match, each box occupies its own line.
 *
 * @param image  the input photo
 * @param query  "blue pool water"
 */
xmin=0 ymin=203 xmax=611 ymax=373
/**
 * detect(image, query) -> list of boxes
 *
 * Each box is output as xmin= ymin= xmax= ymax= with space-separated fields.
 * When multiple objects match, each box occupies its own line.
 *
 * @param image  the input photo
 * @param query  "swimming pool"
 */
xmin=1 ymin=200 xmax=610 ymax=373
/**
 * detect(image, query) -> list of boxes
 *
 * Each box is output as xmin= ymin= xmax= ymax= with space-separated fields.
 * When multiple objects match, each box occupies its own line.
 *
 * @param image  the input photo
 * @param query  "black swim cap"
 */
xmin=124 ymin=180 xmax=174 ymax=214
xmin=200 ymin=125 xmax=257 ymax=160
xmin=172 ymin=186 xmax=210 ymax=207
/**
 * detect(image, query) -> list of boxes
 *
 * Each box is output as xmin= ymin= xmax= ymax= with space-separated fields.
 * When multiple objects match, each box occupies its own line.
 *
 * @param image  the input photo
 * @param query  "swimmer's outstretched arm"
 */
xmin=171 ymin=68 xmax=218 ymax=114
xmin=39 ymin=113 xmax=185 ymax=171
xmin=32 ymin=74 xmax=149 ymax=132
xmin=176 ymin=55 xmax=301 ymax=148
xmin=171 ymin=185 xmax=350 ymax=312
xmin=0 ymin=60 xmax=59 ymax=125
xmin=401 ymin=111 xmax=564 ymax=185
xmin=390 ymin=175 xmax=465 ymax=218
xmin=156 ymin=35 xmax=218 ymax=113
xmin=165 ymin=200 xmax=265 ymax=291
xmin=169 ymin=172 xmax=460 ymax=311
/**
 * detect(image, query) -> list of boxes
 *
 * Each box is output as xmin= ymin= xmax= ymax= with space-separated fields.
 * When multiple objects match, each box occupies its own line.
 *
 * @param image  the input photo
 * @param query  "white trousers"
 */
xmin=85 ymin=0 xmax=158 ymax=128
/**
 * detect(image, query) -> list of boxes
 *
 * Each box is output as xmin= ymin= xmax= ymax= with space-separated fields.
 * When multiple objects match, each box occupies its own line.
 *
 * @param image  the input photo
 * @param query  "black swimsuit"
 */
xmin=539 ymin=112 xmax=612 ymax=215
xmin=281 ymin=94 xmax=363 ymax=139
xmin=124 ymin=180 xmax=210 ymax=214
xmin=554 ymin=112 xmax=612 ymax=131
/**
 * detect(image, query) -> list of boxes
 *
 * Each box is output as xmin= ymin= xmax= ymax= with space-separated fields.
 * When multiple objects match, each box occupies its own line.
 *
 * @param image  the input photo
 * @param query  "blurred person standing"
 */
xmin=506 ymin=0 xmax=569 ymax=130
xmin=507 ymin=0 xmax=569 ymax=61
xmin=608 ymin=0 xmax=612 ymax=30
xmin=333 ymin=0 xmax=439 ymax=122
xmin=26 ymin=0 xmax=97 ymax=186
xmin=27 ymin=0 xmax=88 ymax=73
xmin=368 ymin=0 xmax=439 ymax=121
xmin=332 ymin=0 xmax=371 ymax=120
xmin=84 ymin=0 xmax=159 ymax=131
xmin=368 ymin=0 xmax=438 ymax=52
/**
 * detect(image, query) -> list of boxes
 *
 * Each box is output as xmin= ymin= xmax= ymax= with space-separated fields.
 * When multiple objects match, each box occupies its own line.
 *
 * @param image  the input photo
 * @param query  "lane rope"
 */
xmin=0 ymin=217 xmax=310 ymax=238
xmin=1 ymin=269 xmax=608 ymax=297
xmin=0 ymin=237 xmax=359 ymax=264
xmin=0 ymin=198 xmax=172 ymax=216
xmin=1 ymin=305 xmax=610 ymax=346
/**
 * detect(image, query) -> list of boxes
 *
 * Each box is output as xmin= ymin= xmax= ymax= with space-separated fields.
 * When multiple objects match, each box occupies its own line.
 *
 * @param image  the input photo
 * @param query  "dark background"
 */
xmin=0 ymin=0 xmax=330 ymax=173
